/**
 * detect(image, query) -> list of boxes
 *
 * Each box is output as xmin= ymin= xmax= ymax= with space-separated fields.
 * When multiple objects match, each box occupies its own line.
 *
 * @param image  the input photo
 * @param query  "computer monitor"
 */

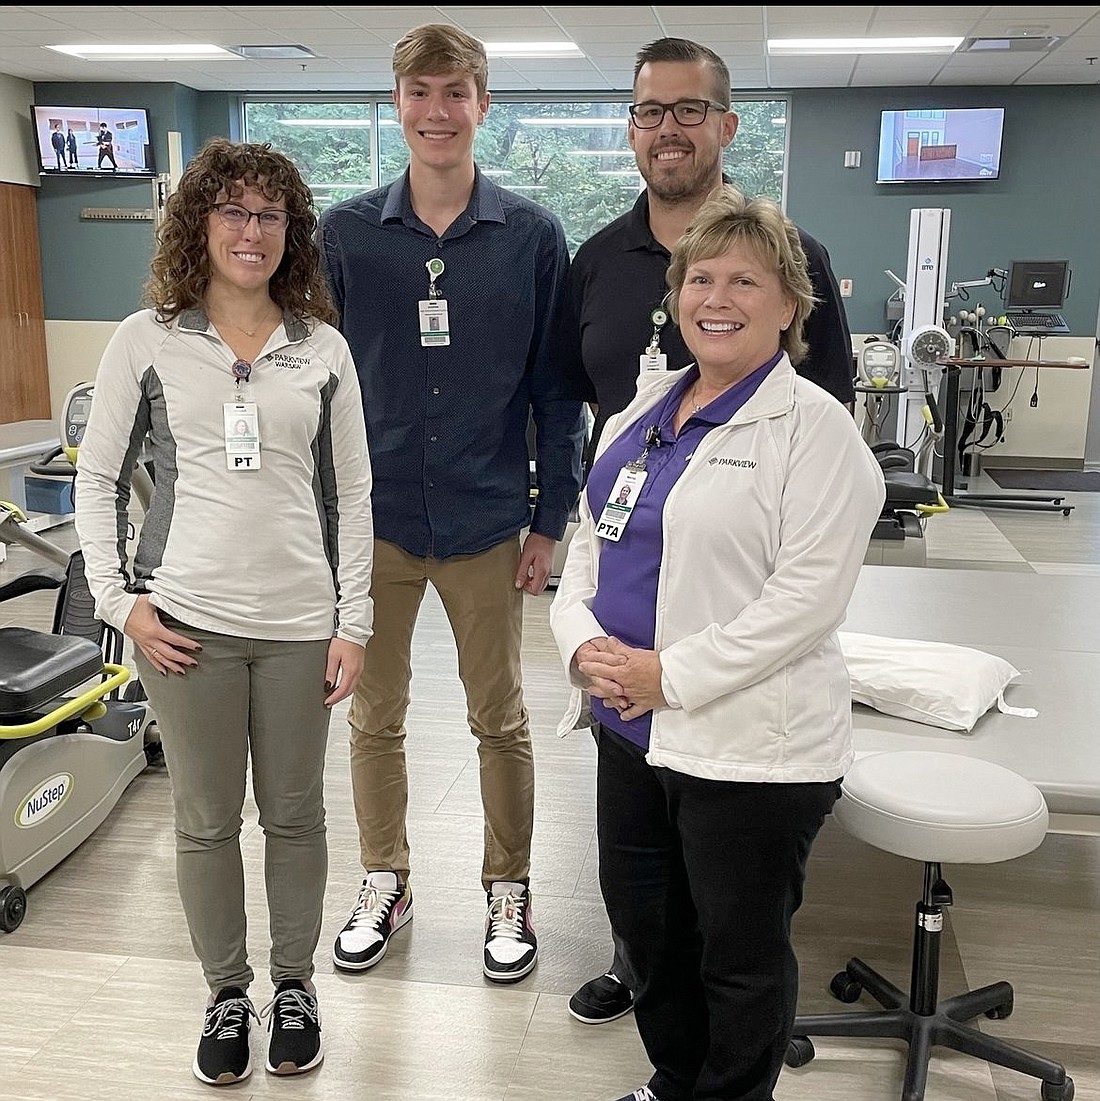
xmin=1004 ymin=260 xmax=1070 ymax=311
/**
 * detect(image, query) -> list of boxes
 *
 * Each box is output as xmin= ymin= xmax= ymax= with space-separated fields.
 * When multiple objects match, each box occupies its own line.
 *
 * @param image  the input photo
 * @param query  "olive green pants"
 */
xmin=138 ymin=625 xmax=331 ymax=992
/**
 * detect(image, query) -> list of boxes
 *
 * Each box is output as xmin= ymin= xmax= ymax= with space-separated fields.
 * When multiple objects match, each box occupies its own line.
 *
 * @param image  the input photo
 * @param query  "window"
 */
xmin=245 ymin=95 xmax=789 ymax=253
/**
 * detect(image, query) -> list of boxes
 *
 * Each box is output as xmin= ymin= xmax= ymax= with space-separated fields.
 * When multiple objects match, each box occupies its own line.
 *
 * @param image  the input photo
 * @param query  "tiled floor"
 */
xmin=1 ymin=470 xmax=1098 ymax=1101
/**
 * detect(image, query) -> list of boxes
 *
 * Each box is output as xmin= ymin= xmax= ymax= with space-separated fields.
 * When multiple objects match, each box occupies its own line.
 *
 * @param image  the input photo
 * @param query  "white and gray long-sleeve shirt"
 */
xmin=74 ymin=307 xmax=374 ymax=646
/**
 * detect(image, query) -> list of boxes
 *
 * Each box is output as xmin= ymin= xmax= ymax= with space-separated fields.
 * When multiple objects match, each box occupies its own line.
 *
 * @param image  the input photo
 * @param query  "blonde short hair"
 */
xmin=393 ymin=23 xmax=489 ymax=98
xmin=666 ymin=185 xmax=817 ymax=365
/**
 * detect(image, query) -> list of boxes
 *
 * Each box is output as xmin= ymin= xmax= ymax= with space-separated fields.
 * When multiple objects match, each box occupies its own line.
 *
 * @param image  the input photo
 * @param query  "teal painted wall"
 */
xmin=33 ymin=81 xmax=1100 ymax=338
xmin=33 ymin=82 xmax=236 ymax=320
xmin=785 ymin=85 xmax=1100 ymax=337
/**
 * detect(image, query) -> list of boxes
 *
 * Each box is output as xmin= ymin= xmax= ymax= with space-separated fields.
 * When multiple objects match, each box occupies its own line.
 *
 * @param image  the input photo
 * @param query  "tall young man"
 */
xmin=566 ymin=36 xmax=855 ymax=1029
xmin=319 ymin=23 xmax=585 ymax=985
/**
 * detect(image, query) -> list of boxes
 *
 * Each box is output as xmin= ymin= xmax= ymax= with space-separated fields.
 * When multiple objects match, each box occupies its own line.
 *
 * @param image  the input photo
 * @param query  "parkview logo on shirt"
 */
xmin=709 ymin=456 xmax=757 ymax=469
xmin=271 ymin=353 xmax=309 ymax=370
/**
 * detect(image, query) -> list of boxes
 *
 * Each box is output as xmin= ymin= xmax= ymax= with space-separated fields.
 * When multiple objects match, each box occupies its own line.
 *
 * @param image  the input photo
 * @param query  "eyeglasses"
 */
xmin=213 ymin=202 xmax=290 ymax=234
xmin=628 ymin=99 xmax=729 ymax=130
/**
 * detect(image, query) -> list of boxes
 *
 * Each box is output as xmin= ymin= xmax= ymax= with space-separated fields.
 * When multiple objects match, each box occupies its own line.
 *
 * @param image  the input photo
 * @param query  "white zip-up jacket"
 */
xmin=550 ymin=357 xmax=886 ymax=782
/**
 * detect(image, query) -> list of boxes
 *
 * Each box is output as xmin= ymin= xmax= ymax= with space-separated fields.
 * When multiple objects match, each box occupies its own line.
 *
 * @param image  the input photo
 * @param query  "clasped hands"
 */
xmin=573 ymin=636 xmax=666 ymax=722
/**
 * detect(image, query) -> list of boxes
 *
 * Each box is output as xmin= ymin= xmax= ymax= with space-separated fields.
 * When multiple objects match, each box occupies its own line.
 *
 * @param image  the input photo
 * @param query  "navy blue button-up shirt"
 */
xmin=320 ymin=167 xmax=585 ymax=558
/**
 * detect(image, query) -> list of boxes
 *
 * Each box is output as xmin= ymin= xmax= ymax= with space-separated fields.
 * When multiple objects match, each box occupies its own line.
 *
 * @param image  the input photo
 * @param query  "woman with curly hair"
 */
xmin=74 ymin=138 xmax=374 ymax=1086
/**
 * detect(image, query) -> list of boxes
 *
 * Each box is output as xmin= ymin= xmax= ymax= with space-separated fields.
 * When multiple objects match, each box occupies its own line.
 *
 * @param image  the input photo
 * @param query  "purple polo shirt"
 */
xmin=587 ymin=354 xmax=779 ymax=749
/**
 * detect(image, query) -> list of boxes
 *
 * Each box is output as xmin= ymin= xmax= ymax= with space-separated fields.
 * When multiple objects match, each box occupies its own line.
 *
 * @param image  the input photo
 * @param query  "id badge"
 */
xmin=595 ymin=467 xmax=648 ymax=542
xmin=639 ymin=351 xmax=667 ymax=373
xmin=224 ymin=402 xmax=261 ymax=471
xmin=419 ymin=299 xmax=450 ymax=346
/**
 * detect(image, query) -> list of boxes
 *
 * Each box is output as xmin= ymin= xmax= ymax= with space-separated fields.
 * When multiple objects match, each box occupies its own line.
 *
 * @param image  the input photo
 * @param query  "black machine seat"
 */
xmin=0 ymin=627 xmax=104 ymax=718
xmin=883 ymin=470 xmax=942 ymax=508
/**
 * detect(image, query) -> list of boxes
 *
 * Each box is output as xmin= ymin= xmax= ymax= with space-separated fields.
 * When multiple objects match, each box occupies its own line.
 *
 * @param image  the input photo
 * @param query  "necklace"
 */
xmin=690 ymin=380 xmax=708 ymax=413
xmin=213 ymin=305 xmax=278 ymax=338
xmin=690 ymin=377 xmax=735 ymax=413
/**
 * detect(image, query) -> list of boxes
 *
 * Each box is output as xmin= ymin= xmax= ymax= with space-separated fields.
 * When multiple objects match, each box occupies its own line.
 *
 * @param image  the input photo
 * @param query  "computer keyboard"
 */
xmin=1004 ymin=311 xmax=1069 ymax=333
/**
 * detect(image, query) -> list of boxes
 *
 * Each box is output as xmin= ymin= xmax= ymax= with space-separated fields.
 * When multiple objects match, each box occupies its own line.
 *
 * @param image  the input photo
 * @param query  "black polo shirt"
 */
xmin=568 ymin=189 xmax=855 ymax=456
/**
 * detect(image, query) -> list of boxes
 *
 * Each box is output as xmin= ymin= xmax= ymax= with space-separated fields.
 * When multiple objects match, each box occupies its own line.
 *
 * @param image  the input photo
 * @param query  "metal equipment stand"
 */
xmin=939 ymin=359 xmax=1076 ymax=515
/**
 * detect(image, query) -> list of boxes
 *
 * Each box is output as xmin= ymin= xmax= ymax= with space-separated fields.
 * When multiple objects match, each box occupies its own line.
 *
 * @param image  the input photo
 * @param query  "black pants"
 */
xmin=590 ymin=723 xmax=636 ymax=990
xmin=596 ymin=725 xmax=839 ymax=1101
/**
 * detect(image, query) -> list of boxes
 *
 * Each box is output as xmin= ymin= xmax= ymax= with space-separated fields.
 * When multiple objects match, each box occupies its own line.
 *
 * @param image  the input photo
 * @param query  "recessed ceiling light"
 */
xmin=227 ymin=44 xmax=316 ymax=60
xmin=484 ymin=41 xmax=583 ymax=59
xmin=961 ymin=36 xmax=1061 ymax=53
xmin=768 ymin=37 xmax=963 ymax=56
xmin=46 ymin=43 xmax=237 ymax=61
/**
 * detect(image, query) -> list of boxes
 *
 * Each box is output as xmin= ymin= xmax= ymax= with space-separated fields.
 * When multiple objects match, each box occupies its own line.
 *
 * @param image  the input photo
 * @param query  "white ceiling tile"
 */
xmin=0 ymin=5 xmax=1098 ymax=91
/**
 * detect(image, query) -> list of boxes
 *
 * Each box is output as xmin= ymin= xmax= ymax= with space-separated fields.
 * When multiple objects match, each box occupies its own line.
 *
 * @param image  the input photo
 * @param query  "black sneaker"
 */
xmin=613 ymin=1089 xmax=659 ymax=1101
xmin=263 ymin=979 xmax=323 ymax=1076
xmin=332 ymin=871 xmax=413 ymax=971
xmin=568 ymin=971 xmax=635 ymax=1024
xmin=483 ymin=881 xmax=538 ymax=983
xmin=193 ymin=985 xmax=257 ymax=1085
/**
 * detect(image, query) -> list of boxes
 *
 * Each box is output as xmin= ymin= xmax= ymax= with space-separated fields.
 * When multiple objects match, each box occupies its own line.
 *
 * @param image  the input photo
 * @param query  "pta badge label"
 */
xmin=17 ymin=772 xmax=73 ymax=828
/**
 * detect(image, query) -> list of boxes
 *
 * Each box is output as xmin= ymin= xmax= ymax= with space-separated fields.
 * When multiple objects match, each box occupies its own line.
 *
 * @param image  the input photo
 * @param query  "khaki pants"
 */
xmin=348 ymin=537 xmax=534 ymax=889
xmin=138 ymin=626 xmax=331 ymax=993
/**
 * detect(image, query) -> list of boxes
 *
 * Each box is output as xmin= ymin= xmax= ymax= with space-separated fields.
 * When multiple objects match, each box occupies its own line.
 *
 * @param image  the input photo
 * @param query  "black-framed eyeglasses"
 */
xmin=628 ymin=99 xmax=729 ymax=130
xmin=213 ymin=202 xmax=290 ymax=234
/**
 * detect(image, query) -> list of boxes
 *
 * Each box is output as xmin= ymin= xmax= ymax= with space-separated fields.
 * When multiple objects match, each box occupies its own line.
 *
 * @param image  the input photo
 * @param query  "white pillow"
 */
xmin=839 ymin=632 xmax=1038 ymax=732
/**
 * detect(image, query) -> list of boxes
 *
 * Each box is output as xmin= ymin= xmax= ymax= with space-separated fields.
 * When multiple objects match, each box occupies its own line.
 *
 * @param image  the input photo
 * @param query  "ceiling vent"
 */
xmin=226 ymin=44 xmax=316 ymax=60
xmin=960 ymin=36 xmax=1062 ymax=53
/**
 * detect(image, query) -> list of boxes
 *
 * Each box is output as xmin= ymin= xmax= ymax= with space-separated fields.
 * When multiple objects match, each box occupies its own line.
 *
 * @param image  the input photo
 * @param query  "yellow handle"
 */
xmin=916 ymin=492 xmax=950 ymax=516
xmin=0 ymin=663 xmax=131 ymax=740
xmin=0 ymin=500 xmax=29 ymax=522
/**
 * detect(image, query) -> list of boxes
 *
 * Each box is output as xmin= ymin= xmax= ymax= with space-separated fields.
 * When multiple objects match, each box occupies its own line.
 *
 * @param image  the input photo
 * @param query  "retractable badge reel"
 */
xmin=640 ymin=305 xmax=669 ymax=373
xmin=420 ymin=257 xmax=450 ymax=347
xmin=595 ymin=426 xmax=658 ymax=542
xmin=224 ymin=358 xmax=261 ymax=470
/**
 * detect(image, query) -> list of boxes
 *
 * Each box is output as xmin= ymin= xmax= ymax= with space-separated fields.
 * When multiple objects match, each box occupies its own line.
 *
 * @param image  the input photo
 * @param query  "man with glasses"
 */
xmin=564 ymin=36 xmax=855 ymax=1031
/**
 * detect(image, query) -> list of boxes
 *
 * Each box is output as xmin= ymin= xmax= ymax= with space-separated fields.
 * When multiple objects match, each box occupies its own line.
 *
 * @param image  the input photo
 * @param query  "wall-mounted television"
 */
xmin=32 ymin=105 xmax=156 ymax=178
xmin=876 ymin=108 xmax=1004 ymax=184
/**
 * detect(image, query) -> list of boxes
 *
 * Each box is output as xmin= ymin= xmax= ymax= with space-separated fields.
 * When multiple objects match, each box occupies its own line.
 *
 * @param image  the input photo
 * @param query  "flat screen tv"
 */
xmin=32 ymin=105 xmax=155 ymax=178
xmin=876 ymin=108 xmax=1004 ymax=184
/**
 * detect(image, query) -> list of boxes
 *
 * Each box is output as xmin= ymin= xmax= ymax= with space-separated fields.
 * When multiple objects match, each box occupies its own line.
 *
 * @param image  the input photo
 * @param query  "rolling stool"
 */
xmin=787 ymin=751 xmax=1074 ymax=1101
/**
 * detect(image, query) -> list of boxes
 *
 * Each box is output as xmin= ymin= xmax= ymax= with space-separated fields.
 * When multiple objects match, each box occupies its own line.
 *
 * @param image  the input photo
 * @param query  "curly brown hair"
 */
xmin=145 ymin=137 xmax=337 ymax=326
